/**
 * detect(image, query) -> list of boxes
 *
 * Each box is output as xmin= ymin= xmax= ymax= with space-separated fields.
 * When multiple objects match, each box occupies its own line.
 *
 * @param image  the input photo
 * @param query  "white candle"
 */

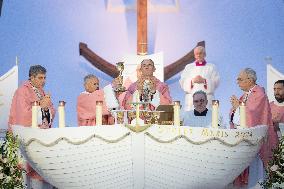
xmin=212 ymin=100 xmax=219 ymax=128
xmin=58 ymin=101 xmax=66 ymax=128
xmin=173 ymin=101 xmax=180 ymax=126
xmin=32 ymin=101 xmax=39 ymax=128
xmin=240 ymin=102 xmax=246 ymax=128
xmin=136 ymin=92 xmax=140 ymax=125
xmin=96 ymin=101 xmax=103 ymax=126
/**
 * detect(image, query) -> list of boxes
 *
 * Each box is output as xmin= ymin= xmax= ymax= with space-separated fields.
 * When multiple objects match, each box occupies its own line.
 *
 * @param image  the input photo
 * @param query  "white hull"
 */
xmin=12 ymin=125 xmax=267 ymax=189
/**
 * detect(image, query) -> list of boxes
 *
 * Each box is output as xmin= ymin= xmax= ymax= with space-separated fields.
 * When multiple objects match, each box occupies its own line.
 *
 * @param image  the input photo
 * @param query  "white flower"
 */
xmin=270 ymin=164 xmax=279 ymax=172
xmin=2 ymin=158 xmax=7 ymax=163
xmin=5 ymin=176 xmax=11 ymax=182
xmin=0 ymin=173 xmax=3 ymax=179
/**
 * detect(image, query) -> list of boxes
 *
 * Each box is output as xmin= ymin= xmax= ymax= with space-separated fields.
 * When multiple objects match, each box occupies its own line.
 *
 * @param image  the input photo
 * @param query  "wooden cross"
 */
xmin=79 ymin=0 xmax=205 ymax=81
xmin=137 ymin=0 xmax=147 ymax=55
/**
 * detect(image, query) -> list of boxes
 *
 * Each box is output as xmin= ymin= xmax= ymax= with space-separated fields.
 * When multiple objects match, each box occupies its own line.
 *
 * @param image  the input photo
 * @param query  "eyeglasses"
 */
xmin=193 ymin=99 xmax=205 ymax=103
xmin=237 ymin=77 xmax=250 ymax=82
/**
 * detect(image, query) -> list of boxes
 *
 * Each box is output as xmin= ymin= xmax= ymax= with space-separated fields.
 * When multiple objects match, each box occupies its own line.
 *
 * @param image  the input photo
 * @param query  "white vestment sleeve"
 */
xmin=179 ymin=65 xmax=195 ymax=93
xmin=205 ymin=64 xmax=220 ymax=93
xmin=151 ymin=91 xmax=160 ymax=108
xmin=103 ymin=84 xmax=119 ymax=109
xmin=232 ymin=108 xmax=240 ymax=126
xmin=37 ymin=108 xmax=42 ymax=125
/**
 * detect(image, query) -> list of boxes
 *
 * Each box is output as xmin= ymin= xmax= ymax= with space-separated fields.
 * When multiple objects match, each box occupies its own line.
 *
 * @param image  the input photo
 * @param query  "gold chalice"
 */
xmin=114 ymin=62 xmax=126 ymax=92
xmin=153 ymin=111 xmax=161 ymax=125
xmin=127 ymin=111 xmax=136 ymax=123
xmin=142 ymin=111 xmax=152 ymax=124
xmin=117 ymin=111 xmax=124 ymax=124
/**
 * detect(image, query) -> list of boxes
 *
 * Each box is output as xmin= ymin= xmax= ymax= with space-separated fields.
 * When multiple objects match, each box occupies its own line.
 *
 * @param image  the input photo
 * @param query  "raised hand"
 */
xmin=193 ymin=75 xmax=205 ymax=84
xmin=40 ymin=93 xmax=52 ymax=110
xmin=230 ymin=95 xmax=240 ymax=111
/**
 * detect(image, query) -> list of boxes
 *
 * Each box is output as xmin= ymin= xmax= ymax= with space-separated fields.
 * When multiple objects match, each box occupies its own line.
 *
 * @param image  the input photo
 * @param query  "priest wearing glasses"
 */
xmin=230 ymin=68 xmax=278 ymax=188
xmin=182 ymin=90 xmax=212 ymax=127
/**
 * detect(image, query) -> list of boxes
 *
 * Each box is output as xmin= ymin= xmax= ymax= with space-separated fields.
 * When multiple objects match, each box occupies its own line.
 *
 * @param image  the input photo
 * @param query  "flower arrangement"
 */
xmin=262 ymin=136 xmax=284 ymax=189
xmin=0 ymin=132 xmax=24 ymax=189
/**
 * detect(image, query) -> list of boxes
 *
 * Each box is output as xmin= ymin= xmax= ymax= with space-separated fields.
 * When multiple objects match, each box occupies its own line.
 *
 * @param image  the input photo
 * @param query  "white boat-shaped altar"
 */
xmin=12 ymin=125 xmax=267 ymax=189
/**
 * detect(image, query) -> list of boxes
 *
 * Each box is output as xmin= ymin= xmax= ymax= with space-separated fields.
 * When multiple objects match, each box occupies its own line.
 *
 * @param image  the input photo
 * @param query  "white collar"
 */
xmin=274 ymin=100 xmax=284 ymax=106
xmin=246 ymin=85 xmax=257 ymax=95
xmin=81 ymin=91 xmax=91 ymax=94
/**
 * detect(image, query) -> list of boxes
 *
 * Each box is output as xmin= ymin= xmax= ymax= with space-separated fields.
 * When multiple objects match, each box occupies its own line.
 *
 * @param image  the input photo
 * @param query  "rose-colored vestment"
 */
xmin=234 ymin=85 xmax=278 ymax=186
xmin=270 ymin=101 xmax=284 ymax=124
xmin=77 ymin=90 xmax=113 ymax=126
xmin=122 ymin=77 xmax=172 ymax=110
xmin=8 ymin=80 xmax=55 ymax=181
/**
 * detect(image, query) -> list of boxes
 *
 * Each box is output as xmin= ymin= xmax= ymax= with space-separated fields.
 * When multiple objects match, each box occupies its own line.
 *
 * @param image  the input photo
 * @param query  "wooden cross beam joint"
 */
xmin=79 ymin=41 xmax=205 ymax=81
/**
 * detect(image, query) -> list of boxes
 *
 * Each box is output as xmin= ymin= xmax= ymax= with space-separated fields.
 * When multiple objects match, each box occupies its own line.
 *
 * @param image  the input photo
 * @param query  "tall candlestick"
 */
xmin=96 ymin=101 xmax=103 ymax=126
xmin=32 ymin=101 xmax=39 ymax=128
xmin=240 ymin=102 xmax=246 ymax=128
xmin=58 ymin=101 xmax=66 ymax=128
xmin=136 ymin=92 xmax=140 ymax=125
xmin=212 ymin=100 xmax=219 ymax=128
xmin=173 ymin=101 xmax=180 ymax=126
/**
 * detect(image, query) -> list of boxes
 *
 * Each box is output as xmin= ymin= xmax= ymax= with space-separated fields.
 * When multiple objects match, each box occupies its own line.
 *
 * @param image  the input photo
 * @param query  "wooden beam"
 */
xmin=0 ymin=0 xmax=3 ymax=16
xmin=79 ymin=42 xmax=119 ymax=78
xmin=79 ymin=41 xmax=206 ymax=81
xmin=164 ymin=41 xmax=205 ymax=81
xmin=137 ymin=0 xmax=147 ymax=55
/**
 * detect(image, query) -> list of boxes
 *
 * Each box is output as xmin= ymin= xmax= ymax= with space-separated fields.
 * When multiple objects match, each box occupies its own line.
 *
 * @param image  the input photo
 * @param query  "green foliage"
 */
xmin=0 ymin=132 xmax=24 ymax=189
xmin=262 ymin=136 xmax=284 ymax=189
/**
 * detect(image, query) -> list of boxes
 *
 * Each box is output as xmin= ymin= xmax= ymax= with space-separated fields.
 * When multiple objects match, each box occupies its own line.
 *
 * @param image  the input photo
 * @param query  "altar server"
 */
xmin=182 ymin=90 xmax=212 ymax=127
xmin=179 ymin=46 xmax=220 ymax=111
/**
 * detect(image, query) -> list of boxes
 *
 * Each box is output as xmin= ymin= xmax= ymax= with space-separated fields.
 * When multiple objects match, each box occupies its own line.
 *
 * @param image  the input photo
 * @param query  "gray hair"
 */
xmin=29 ymin=65 xmax=46 ymax=77
xmin=194 ymin=46 xmax=206 ymax=55
xmin=141 ymin=59 xmax=154 ymax=65
xmin=84 ymin=74 xmax=98 ymax=84
xmin=193 ymin=90 xmax=207 ymax=100
xmin=243 ymin=68 xmax=257 ymax=82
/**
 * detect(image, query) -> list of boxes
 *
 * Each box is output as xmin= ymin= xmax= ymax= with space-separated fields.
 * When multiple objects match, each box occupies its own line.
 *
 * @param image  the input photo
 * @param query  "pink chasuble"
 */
xmin=8 ymin=80 xmax=56 ymax=181
xmin=8 ymin=81 xmax=55 ymax=129
xmin=77 ymin=90 xmax=113 ymax=126
xmin=122 ymin=77 xmax=172 ymax=110
xmin=234 ymin=85 xmax=278 ymax=187
xmin=270 ymin=101 xmax=284 ymax=124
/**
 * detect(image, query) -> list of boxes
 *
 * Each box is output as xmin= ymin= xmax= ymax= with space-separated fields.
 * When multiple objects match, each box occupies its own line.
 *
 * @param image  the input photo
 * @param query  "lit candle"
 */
xmin=240 ymin=102 xmax=246 ymax=128
xmin=58 ymin=101 xmax=66 ymax=128
xmin=173 ymin=101 xmax=180 ymax=126
xmin=212 ymin=100 xmax=219 ymax=128
xmin=136 ymin=92 xmax=140 ymax=125
xmin=96 ymin=101 xmax=103 ymax=126
xmin=32 ymin=101 xmax=39 ymax=128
